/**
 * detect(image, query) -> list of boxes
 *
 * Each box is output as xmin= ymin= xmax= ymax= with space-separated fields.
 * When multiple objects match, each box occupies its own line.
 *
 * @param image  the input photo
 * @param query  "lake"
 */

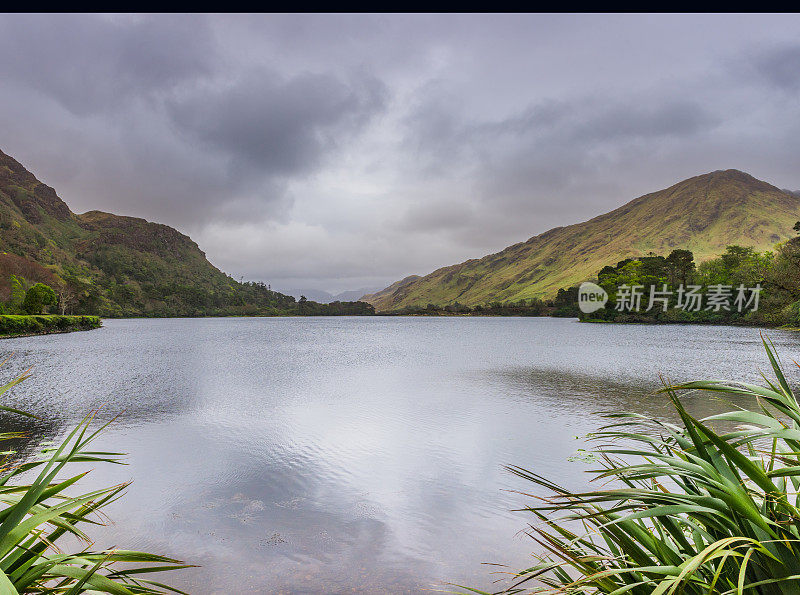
xmin=0 ymin=317 xmax=797 ymax=594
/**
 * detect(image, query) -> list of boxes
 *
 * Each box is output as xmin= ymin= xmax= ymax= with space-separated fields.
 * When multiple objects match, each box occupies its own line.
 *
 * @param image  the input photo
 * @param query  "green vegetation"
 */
xmin=383 ymin=299 xmax=548 ymax=316
xmin=381 ymin=291 xmax=578 ymax=317
xmin=582 ymin=246 xmax=766 ymax=324
xmin=476 ymin=338 xmax=800 ymax=593
xmin=295 ymin=297 xmax=375 ymax=316
xmin=365 ymin=170 xmax=800 ymax=311
xmin=0 ymin=274 xmax=102 ymax=336
xmin=0 ymin=315 xmax=101 ymax=337
xmin=0 ymin=369 xmax=189 ymax=593
xmin=568 ymin=232 xmax=800 ymax=326
xmin=21 ymin=283 xmax=55 ymax=315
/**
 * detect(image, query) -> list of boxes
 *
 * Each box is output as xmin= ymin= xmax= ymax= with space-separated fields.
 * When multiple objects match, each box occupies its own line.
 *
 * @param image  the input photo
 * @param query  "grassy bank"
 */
xmin=0 ymin=314 xmax=101 ymax=337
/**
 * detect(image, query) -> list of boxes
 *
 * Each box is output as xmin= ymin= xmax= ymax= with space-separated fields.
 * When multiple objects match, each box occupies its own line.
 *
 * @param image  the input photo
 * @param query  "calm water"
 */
xmin=1 ymin=317 xmax=798 ymax=594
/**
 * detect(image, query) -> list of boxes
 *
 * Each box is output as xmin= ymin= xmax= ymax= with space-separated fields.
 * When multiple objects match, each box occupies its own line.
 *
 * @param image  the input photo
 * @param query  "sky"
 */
xmin=2 ymin=13 xmax=800 ymax=293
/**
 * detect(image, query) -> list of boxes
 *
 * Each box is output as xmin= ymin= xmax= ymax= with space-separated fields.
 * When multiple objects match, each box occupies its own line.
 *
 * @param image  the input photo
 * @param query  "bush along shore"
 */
xmin=1 ymin=274 xmax=376 ymax=323
xmin=0 ymin=314 xmax=101 ymax=337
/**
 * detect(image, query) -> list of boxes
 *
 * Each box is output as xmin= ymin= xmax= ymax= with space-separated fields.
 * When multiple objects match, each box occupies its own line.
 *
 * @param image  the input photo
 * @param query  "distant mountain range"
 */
xmin=363 ymin=170 xmax=800 ymax=311
xmin=0 ymin=148 xmax=297 ymax=316
xmin=280 ymin=287 xmax=381 ymax=303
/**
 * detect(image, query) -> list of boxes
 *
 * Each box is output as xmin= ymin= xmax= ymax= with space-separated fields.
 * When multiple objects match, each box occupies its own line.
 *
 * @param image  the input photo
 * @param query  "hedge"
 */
xmin=0 ymin=315 xmax=101 ymax=336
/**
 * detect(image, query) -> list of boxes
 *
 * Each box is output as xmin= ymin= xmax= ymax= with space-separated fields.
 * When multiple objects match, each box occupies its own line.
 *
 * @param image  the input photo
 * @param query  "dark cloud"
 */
xmin=167 ymin=69 xmax=386 ymax=176
xmin=0 ymin=14 xmax=216 ymax=116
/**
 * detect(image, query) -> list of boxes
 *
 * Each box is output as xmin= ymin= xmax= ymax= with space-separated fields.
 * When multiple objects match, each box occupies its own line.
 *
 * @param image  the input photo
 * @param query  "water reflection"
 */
xmin=497 ymin=365 xmax=762 ymax=423
xmin=0 ymin=317 xmax=798 ymax=593
xmin=0 ymin=412 xmax=59 ymax=462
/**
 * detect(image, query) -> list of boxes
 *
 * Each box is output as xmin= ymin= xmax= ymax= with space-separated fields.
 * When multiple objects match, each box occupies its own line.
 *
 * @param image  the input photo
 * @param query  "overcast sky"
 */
xmin=2 ymin=14 xmax=800 ymax=292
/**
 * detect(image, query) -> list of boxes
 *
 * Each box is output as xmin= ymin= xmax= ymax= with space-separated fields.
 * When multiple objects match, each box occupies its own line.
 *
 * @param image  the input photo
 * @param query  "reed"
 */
xmin=479 ymin=337 xmax=800 ymax=594
xmin=0 ymin=368 xmax=189 ymax=593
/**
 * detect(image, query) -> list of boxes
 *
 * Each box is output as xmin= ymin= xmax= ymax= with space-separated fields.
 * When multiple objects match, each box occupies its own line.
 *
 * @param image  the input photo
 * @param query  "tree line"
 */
xmin=569 ymin=225 xmax=800 ymax=325
xmin=0 ymin=275 xmax=376 ymax=318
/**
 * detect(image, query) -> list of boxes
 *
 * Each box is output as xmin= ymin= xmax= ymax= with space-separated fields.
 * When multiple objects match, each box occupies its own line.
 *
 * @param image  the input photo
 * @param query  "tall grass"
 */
xmin=482 ymin=337 xmax=800 ymax=594
xmin=0 ymin=368 xmax=190 ymax=593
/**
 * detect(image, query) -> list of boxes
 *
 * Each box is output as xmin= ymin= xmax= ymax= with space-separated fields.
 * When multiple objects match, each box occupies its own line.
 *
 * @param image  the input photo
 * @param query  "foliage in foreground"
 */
xmin=482 ymin=338 xmax=800 ymax=594
xmin=0 ymin=369 xmax=189 ymax=593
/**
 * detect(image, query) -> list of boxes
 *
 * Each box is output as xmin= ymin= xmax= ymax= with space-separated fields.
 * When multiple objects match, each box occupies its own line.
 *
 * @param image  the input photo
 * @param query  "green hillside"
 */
xmin=0 ymin=148 xmax=302 ymax=317
xmin=363 ymin=170 xmax=800 ymax=311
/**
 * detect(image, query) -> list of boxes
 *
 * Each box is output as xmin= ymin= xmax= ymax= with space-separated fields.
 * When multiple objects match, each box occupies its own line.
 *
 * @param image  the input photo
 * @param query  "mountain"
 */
xmin=281 ymin=287 xmax=382 ymax=303
xmin=334 ymin=287 xmax=381 ymax=302
xmin=363 ymin=170 xmax=800 ymax=311
xmin=0 ymin=148 xmax=297 ymax=316
xmin=281 ymin=289 xmax=336 ymax=303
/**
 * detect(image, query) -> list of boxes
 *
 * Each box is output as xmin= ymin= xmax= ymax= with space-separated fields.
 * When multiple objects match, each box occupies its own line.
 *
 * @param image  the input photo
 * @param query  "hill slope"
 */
xmin=363 ymin=170 xmax=800 ymax=311
xmin=0 ymin=148 xmax=296 ymax=316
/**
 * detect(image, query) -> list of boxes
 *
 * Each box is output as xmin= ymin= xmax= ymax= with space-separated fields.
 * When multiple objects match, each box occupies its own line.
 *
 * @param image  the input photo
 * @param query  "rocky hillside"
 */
xmin=364 ymin=170 xmax=800 ymax=311
xmin=0 ymin=149 xmax=296 ymax=316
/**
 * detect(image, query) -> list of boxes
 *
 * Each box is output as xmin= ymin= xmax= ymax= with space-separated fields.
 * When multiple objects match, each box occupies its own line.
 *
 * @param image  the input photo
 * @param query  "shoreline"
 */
xmin=0 ymin=315 xmax=102 ymax=338
xmin=0 ymin=326 xmax=101 ymax=339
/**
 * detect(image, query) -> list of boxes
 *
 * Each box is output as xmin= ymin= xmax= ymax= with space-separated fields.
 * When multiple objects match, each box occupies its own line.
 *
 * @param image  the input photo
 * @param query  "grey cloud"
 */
xmin=0 ymin=14 xmax=216 ymax=116
xmin=397 ymin=200 xmax=477 ymax=234
xmin=400 ymin=91 xmax=716 ymax=206
xmin=751 ymin=44 xmax=800 ymax=92
xmin=0 ymin=14 xmax=388 ymax=229
xmin=167 ymin=69 xmax=387 ymax=177
xmin=396 ymin=89 xmax=719 ymax=249
xmin=569 ymin=100 xmax=717 ymax=142
xmin=406 ymin=94 xmax=714 ymax=164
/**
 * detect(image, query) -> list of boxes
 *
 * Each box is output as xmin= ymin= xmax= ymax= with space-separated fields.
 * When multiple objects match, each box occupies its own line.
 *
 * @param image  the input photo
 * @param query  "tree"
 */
xmin=8 ymin=275 xmax=25 ymax=312
xmin=793 ymin=221 xmax=800 ymax=234
xmin=58 ymin=285 xmax=77 ymax=315
xmin=764 ymin=237 xmax=800 ymax=316
xmin=665 ymin=249 xmax=695 ymax=286
xmin=720 ymin=245 xmax=755 ymax=270
xmin=22 ymin=283 xmax=57 ymax=314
